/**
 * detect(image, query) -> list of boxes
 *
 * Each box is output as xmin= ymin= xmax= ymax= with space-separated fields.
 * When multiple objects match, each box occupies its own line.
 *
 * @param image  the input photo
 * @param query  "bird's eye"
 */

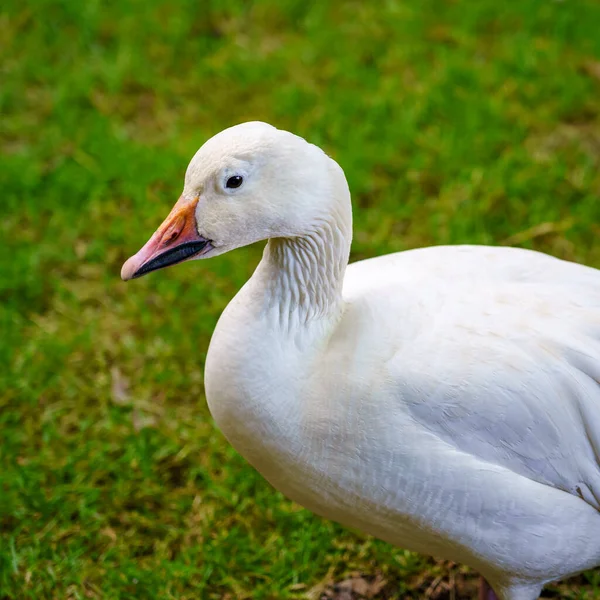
xmin=226 ymin=175 xmax=243 ymax=189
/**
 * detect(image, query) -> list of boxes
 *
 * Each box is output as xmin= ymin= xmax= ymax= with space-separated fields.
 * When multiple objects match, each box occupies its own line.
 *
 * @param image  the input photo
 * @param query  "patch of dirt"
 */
xmin=314 ymin=566 xmax=599 ymax=599
xmin=319 ymin=573 xmax=387 ymax=600
xmin=316 ymin=565 xmax=480 ymax=600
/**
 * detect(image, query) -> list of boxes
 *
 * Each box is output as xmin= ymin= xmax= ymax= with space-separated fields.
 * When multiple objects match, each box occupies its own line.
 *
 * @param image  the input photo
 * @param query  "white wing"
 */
xmin=344 ymin=245 xmax=600 ymax=509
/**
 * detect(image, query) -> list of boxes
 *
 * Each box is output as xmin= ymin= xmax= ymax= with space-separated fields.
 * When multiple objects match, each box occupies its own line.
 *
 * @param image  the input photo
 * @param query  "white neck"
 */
xmin=254 ymin=180 xmax=352 ymax=333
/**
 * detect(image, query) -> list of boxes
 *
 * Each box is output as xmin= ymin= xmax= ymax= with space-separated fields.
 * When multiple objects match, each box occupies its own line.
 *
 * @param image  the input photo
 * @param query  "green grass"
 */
xmin=2 ymin=0 xmax=600 ymax=598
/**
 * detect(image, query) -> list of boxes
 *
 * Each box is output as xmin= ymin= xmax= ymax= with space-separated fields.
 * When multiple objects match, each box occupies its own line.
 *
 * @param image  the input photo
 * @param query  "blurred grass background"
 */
xmin=2 ymin=0 xmax=600 ymax=598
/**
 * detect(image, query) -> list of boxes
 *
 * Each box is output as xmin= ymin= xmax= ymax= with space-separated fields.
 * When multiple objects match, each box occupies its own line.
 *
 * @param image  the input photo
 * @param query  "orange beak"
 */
xmin=121 ymin=195 xmax=211 ymax=281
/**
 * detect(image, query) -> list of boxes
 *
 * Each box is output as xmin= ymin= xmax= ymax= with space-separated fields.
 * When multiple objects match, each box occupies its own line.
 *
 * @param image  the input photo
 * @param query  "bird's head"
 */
xmin=121 ymin=121 xmax=344 ymax=280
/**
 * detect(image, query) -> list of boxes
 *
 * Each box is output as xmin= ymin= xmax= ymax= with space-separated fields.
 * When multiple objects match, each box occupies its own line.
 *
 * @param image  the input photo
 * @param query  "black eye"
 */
xmin=226 ymin=175 xmax=243 ymax=189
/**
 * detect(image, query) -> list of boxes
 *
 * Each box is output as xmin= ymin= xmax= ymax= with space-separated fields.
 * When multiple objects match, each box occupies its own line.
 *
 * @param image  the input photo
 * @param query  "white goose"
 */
xmin=122 ymin=122 xmax=600 ymax=600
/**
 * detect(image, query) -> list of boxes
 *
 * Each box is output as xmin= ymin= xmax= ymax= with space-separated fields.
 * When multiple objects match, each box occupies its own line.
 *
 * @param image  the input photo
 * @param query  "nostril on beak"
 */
xmin=161 ymin=215 xmax=186 ymax=246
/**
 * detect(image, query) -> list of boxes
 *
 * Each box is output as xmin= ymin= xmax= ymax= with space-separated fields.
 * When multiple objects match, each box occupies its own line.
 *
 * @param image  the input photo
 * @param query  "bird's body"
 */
xmin=122 ymin=122 xmax=600 ymax=600
xmin=206 ymin=241 xmax=600 ymax=600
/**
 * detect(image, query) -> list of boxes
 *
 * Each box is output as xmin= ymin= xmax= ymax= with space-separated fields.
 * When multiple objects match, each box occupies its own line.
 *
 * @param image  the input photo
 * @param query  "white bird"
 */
xmin=122 ymin=122 xmax=600 ymax=600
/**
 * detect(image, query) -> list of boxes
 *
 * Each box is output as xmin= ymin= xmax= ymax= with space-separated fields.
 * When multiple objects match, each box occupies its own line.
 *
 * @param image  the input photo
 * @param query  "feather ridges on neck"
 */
xmin=260 ymin=205 xmax=351 ymax=330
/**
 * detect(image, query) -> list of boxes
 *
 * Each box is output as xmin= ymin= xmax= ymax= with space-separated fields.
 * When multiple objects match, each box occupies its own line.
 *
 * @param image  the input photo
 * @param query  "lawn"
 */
xmin=2 ymin=0 xmax=600 ymax=598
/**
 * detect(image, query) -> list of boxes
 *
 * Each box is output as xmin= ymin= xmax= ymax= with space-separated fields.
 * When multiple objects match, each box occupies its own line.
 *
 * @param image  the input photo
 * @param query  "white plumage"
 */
xmin=123 ymin=122 xmax=600 ymax=600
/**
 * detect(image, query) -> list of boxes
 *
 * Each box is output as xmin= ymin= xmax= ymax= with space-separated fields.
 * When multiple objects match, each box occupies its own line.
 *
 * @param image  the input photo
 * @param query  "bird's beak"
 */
xmin=121 ymin=195 xmax=211 ymax=281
